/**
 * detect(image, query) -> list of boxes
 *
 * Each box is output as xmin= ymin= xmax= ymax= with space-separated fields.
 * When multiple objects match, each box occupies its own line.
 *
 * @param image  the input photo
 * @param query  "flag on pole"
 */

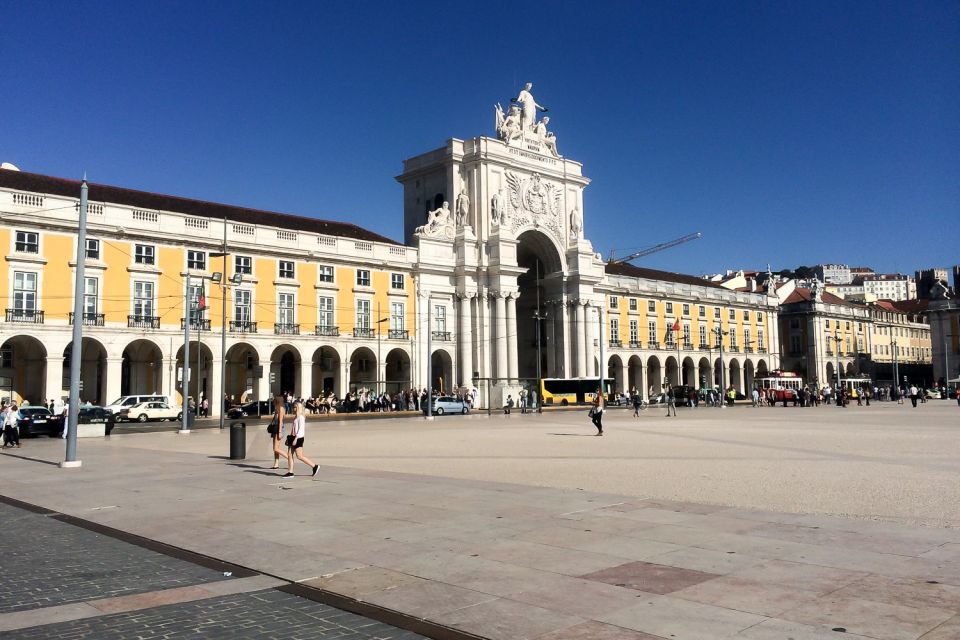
xmin=198 ymin=283 xmax=207 ymax=311
xmin=672 ymin=319 xmax=680 ymax=333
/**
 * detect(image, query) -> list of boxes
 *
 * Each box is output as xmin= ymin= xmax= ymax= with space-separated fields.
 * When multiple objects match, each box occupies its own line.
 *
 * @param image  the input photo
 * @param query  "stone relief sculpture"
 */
xmin=569 ymin=206 xmax=582 ymax=241
xmin=504 ymin=171 xmax=562 ymax=241
xmin=414 ymin=201 xmax=455 ymax=240
xmin=491 ymin=189 xmax=504 ymax=227
xmin=456 ymin=188 xmax=470 ymax=228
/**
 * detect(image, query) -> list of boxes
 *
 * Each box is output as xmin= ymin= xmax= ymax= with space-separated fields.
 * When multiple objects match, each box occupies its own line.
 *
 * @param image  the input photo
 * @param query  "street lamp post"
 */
xmin=713 ymin=325 xmax=728 ymax=408
xmin=180 ymin=272 xmax=192 ymax=434
xmin=827 ymin=330 xmax=842 ymax=394
xmin=376 ymin=301 xmax=388 ymax=395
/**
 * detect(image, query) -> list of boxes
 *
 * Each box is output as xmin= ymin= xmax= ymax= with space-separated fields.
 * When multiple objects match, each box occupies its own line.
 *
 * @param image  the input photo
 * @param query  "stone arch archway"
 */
xmin=698 ymin=357 xmax=712 ymax=389
xmin=121 ymin=339 xmax=163 ymax=396
xmin=385 ymin=348 xmax=411 ymax=392
xmin=728 ymin=358 xmax=742 ymax=394
xmin=349 ymin=346 xmax=377 ymax=391
xmin=826 ymin=361 xmax=835 ymax=385
xmin=646 ymin=356 xmax=662 ymax=396
xmin=757 ymin=359 xmax=769 ymax=376
xmin=64 ymin=337 xmax=108 ymax=405
xmin=515 ymin=229 xmax=566 ymax=380
xmin=269 ymin=344 xmax=302 ymax=398
xmin=744 ymin=360 xmax=756 ymax=392
xmin=225 ymin=343 xmax=261 ymax=403
xmin=0 ymin=335 xmax=47 ymax=404
xmin=176 ymin=341 xmax=214 ymax=408
xmin=628 ymin=355 xmax=644 ymax=395
xmin=608 ymin=355 xmax=624 ymax=394
xmin=681 ymin=356 xmax=696 ymax=387
xmin=312 ymin=345 xmax=341 ymax=397
xmin=430 ymin=349 xmax=453 ymax=393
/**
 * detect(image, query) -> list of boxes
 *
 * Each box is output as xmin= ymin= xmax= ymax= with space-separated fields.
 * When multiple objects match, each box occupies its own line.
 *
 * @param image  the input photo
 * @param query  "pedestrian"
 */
xmin=282 ymin=401 xmax=319 ymax=478
xmin=632 ymin=392 xmax=643 ymax=417
xmin=665 ymin=385 xmax=677 ymax=417
xmin=751 ymin=388 xmax=759 ymax=407
xmin=3 ymin=403 xmax=21 ymax=448
xmin=590 ymin=387 xmax=604 ymax=435
xmin=201 ymin=397 xmax=209 ymax=417
xmin=60 ymin=400 xmax=69 ymax=438
xmin=909 ymin=384 xmax=919 ymax=408
xmin=520 ymin=389 xmax=528 ymax=414
xmin=268 ymin=395 xmax=289 ymax=469
xmin=504 ymin=395 xmax=513 ymax=414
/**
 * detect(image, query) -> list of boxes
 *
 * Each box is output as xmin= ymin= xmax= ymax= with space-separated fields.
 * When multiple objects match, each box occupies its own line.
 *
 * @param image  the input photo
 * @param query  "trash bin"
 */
xmin=229 ymin=421 xmax=246 ymax=460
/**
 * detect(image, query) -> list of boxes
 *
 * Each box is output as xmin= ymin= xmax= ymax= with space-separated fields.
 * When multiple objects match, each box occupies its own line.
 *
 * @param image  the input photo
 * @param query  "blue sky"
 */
xmin=2 ymin=1 xmax=957 ymax=277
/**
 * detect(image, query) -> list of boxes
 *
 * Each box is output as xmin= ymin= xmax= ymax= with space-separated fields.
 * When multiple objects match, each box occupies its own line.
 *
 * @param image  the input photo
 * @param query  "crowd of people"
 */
xmin=269 ymin=386 xmax=483 ymax=416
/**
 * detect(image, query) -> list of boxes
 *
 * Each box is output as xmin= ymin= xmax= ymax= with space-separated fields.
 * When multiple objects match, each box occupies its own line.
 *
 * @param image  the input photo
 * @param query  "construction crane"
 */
xmin=608 ymin=232 xmax=702 ymax=264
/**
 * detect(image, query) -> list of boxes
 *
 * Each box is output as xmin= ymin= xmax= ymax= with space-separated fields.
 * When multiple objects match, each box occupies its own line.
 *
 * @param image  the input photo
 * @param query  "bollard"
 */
xmin=229 ymin=421 xmax=246 ymax=460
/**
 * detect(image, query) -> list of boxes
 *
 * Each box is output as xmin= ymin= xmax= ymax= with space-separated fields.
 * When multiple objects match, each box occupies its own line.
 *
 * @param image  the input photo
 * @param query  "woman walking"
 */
xmin=591 ymin=387 xmax=604 ymax=435
xmin=269 ymin=395 xmax=289 ymax=469
xmin=283 ymin=401 xmax=319 ymax=478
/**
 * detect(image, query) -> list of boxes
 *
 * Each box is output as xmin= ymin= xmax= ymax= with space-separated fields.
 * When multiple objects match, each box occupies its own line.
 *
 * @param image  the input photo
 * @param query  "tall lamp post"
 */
xmin=376 ymin=301 xmax=388 ymax=395
xmin=827 ymin=329 xmax=842 ymax=393
xmin=210 ymin=226 xmax=233 ymax=430
xmin=712 ymin=325 xmax=728 ymax=408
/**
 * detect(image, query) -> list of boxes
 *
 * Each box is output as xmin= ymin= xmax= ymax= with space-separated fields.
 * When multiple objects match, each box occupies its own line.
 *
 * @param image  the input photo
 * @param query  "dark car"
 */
xmin=227 ymin=400 xmax=273 ymax=419
xmin=79 ymin=406 xmax=113 ymax=424
xmin=17 ymin=407 xmax=61 ymax=437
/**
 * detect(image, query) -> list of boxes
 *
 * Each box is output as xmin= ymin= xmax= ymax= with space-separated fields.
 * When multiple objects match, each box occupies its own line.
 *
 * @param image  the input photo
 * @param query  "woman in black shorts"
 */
xmin=283 ymin=401 xmax=319 ymax=478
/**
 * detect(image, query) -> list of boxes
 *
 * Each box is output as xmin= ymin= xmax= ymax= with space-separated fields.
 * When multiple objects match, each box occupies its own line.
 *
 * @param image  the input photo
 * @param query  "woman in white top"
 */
xmin=283 ymin=401 xmax=319 ymax=478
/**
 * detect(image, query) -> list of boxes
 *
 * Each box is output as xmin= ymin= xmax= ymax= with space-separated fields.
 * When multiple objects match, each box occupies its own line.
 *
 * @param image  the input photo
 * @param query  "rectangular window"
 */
xmin=13 ymin=271 xmax=37 ymax=311
xmin=698 ymin=305 xmax=706 ymax=318
xmin=757 ymin=312 xmax=764 ymax=323
xmin=758 ymin=328 xmax=765 ymax=350
xmin=729 ymin=309 xmax=735 ymax=321
xmin=391 ymin=273 xmax=404 ymax=290
xmin=744 ymin=327 xmax=751 ymax=351
xmin=610 ymin=317 xmax=619 ymax=340
xmin=647 ymin=300 xmax=656 ymax=313
xmin=234 ymin=255 xmax=252 ymax=275
xmin=825 ymin=319 xmax=831 ymax=329
xmin=15 ymin=231 xmax=38 ymax=253
xmin=278 ymin=260 xmax=295 ymax=279
xmin=729 ymin=330 xmax=738 ymax=348
xmin=714 ymin=307 xmax=720 ymax=319
xmin=648 ymin=321 xmax=657 ymax=344
xmin=390 ymin=302 xmax=404 ymax=331
xmin=83 ymin=277 xmax=98 ymax=315
xmin=682 ymin=303 xmax=690 ymax=316
xmin=845 ymin=321 xmax=851 ymax=331
xmin=0 ymin=345 xmax=11 ymax=368
xmin=234 ymin=290 xmax=251 ymax=323
xmin=434 ymin=305 xmax=446 ymax=333
xmin=790 ymin=335 xmax=802 ymax=354
xmin=857 ymin=337 xmax=864 ymax=352
xmin=187 ymin=250 xmax=206 ymax=270
xmin=683 ymin=324 xmax=691 ymax=345
xmin=134 ymin=281 xmax=154 ymax=317
xmin=318 ymin=265 xmax=334 ymax=283
xmin=85 ymin=239 xmax=100 ymax=260
xmin=134 ymin=244 xmax=155 ymax=265
xmin=742 ymin=310 xmax=749 ymax=322
xmin=356 ymin=299 xmax=371 ymax=329
xmin=665 ymin=302 xmax=673 ymax=315
xmin=188 ymin=285 xmax=204 ymax=316
xmin=609 ymin=296 xmax=618 ymax=310
xmin=629 ymin=298 xmax=638 ymax=312
xmin=356 ymin=269 xmax=371 ymax=287
xmin=699 ymin=324 xmax=707 ymax=347
xmin=845 ymin=338 xmax=852 ymax=354
xmin=629 ymin=319 xmax=639 ymax=343
xmin=317 ymin=296 xmax=334 ymax=327
xmin=278 ymin=293 xmax=295 ymax=325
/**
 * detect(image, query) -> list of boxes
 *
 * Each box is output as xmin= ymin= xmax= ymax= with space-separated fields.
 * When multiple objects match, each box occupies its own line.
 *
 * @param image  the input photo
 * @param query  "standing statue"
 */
xmin=456 ymin=188 xmax=470 ymax=228
xmin=491 ymin=189 xmax=504 ymax=227
xmin=569 ymin=206 xmax=582 ymax=241
xmin=511 ymin=82 xmax=548 ymax=132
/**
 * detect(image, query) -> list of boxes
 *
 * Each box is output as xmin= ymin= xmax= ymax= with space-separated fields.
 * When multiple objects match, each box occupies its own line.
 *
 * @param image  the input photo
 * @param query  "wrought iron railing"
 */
xmin=230 ymin=320 xmax=258 ymax=333
xmin=431 ymin=331 xmax=452 ymax=341
xmin=353 ymin=327 xmax=375 ymax=338
xmin=180 ymin=317 xmax=211 ymax=331
xmin=5 ymin=309 xmax=43 ymax=323
xmin=274 ymin=323 xmax=300 ymax=335
xmin=314 ymin=325 xmax=339 ymax=337
xmin=69 ymin=312 xmax=105 ymax=326
xmin=388 ymin=329 xmax=409 ymax=339
xmin=128 ymin=315 xmax=160 ymax=329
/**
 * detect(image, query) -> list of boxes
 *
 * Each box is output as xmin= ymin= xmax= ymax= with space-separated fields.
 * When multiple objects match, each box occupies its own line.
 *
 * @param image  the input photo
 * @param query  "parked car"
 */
xmin=422 ymin=396 xmax=470 ymax=416
xmin=104 ymin=395 xmax=174 ymax=416
xmin=118 ymin=401 xmax=183 ymax=423
xmin=227 ymin=400 xmax=273 ymax=419
xmin=924 ymin=389 xmax=942 ymax=400
xmin=17 ymin=407 xmax=61 ymax=437
xmin=78 ymin=406 xmax=113 ymax=424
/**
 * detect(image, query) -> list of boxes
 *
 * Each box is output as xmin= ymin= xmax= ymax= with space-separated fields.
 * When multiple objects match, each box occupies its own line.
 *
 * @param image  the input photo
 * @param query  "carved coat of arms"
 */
xmin=503 ymin=171 xmax=562 ymax=241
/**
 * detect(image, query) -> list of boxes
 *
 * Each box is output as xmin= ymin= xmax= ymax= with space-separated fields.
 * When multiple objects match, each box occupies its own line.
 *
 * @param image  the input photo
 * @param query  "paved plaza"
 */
xmin=1 ymin=402 xmax=958 ymax=639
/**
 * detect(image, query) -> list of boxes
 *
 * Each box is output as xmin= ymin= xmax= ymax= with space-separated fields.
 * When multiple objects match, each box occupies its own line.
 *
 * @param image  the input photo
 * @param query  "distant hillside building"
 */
xmin=915 ymin=268 xmax=949 ymax=299
xmin=814 ymin=264 xmax=852 ymax=285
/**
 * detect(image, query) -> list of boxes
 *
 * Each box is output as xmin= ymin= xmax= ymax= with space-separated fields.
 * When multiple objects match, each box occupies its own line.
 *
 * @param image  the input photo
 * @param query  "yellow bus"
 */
xmin=540 ymin=378 xmax=614 ymax=406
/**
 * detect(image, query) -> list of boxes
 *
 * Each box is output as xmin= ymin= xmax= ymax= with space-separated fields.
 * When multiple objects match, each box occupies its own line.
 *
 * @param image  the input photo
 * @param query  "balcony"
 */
xmin=388 ymin=329 xmax=409 ymax=340
xmin=5 ymin=309 xmax=43 ymax=324
xmin=128 ymin=315 xmax=160 ymax=329
xmin=629 ymin=340 xmax=641 ymax=349
xmin=69 ymin=312 xmax=105 ymax=327
xmin=682 ymin=341 xmax=694 ymax=350
xmin=274 ymin=323 xmax=300 ymax=335
xmin=729 ymin=344 xmax=740 ymax=352
xmin=353 ymin=327 xmax=375 ymax=339
xmin=314 ymin=325 xmax=339 ymax=337
xmin=758 ymin=347 xmax=767 ymax=353
xmin=431 ymin=331 xmax=452 ymax=341
xmin=744 ymin=346 xmax=754 ymax=353
xmin=230 ymin=320 xmax=258 ymax=333
xmin=180 ymin=317 xmax=211 ymax=331
xmin=647 ymin=341 xmax=660 ymax=349
xmin=609 ymin=339 xmax=622 ymax=348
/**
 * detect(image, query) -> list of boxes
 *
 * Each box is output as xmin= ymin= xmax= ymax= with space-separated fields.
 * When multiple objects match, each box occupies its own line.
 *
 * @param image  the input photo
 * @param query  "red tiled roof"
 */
xmin=878 ymin=298 xmax=929 ymax=314
xmin=606 ymin=262 xmax=730 ymax=290
xmin=782 ymin=288 xmax=857 ymax=306
xmin=0 ymin=169 xmax=402 ymax=246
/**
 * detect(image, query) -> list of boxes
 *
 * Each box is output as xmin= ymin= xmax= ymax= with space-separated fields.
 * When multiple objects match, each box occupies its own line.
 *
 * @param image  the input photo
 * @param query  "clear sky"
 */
xmin=2 ymin=1 xmax=957 ymax=277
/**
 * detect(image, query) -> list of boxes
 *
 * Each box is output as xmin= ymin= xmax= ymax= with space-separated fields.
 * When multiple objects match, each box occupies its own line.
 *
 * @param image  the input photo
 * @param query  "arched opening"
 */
xmin=349 ymin=346 xmax=376 ymax=391
xmin=665 ymin=356 xmax=679 ymax=388
xmin=744 ymin=360 xmax=756 ymax=391
xmin=175 ymin=341 xmax=214 ymax=408
xmin=430 ymin=349 xmax=453 ymax=393
xmin=433 ymin=193 xmax=445 ymax=210
xmin=63 ymin=338 xmax=108 ymax=405
xmin=0 ymin=335 xmax=47 ymax=404
xmin=225 ymin=343 xmax=260 ymax=404
xmin=628 ymin=355 xmax=644 ymax=396
xmin=269 ymin=345 xmax=301 ymax=398
xmin=825 ymin=361 xmax=836 ymax=386
xmin=608 ymin=355 xmax=624 ymax=395
xmin=646 ymin=356 xmax=662 ymax=396
xmin=681 ymin=357 xmax=695 ymax=387
xmin=698 ymin=357 xmax=712 ymax=389
xmin=312 ymin=345 xmax=341 ymax=397
xmin=515 ymin=230 xmax=565 ymax=380
xmin=384 ymin=348 xmax=411 ymax=393
xmin=714 ymin=358 xmax=723 ymax=388
xmin=757 ymin=359 xmax=769 ymax=376
xmin=728 ymin=358 xmax=742 ymax=394
xmin=845 ymin=362 xmax=856 ymax=377
xmin=121 ymin=339 xmax=163 ymax=396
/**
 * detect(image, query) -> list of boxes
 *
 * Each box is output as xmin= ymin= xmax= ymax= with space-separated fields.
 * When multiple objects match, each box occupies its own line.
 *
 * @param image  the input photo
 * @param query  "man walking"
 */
xmin=665 ymin=385 xmax=677 ymax=417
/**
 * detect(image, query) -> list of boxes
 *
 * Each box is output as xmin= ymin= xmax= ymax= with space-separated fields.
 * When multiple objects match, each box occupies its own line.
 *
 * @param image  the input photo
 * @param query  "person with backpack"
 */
xmin=590 ymin=387 xmax=604 ymax=435
xmin=665 ymin=385 xmax=677 ymax=417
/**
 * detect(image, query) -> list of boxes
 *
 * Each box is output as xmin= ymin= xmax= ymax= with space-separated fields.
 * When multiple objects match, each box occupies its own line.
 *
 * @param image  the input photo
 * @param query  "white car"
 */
xmin=119 ymin=401 xmax=183 ymax=423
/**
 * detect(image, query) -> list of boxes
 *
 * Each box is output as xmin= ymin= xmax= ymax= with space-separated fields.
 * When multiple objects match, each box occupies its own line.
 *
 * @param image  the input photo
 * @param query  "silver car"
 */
xmin=422 ymin=396 xmax=470 ymax=416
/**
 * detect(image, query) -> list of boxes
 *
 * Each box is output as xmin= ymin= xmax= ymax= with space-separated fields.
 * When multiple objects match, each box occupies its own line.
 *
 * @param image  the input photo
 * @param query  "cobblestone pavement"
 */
xmin=0 ymin=502 xmax=427 ymax=639
xmin=3 ymin=590 xmax=425 ymax=640
xmin=0 ymin=502 xmax=228 ymax=614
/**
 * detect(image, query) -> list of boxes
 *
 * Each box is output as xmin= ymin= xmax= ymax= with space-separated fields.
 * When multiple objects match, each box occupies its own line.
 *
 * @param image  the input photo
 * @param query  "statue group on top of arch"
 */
xmin=495 ymin=82 xmax=560 ymax=158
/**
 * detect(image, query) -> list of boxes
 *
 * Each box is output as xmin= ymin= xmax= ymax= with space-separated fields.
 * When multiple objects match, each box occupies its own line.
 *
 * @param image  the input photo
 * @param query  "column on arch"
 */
xmin=584 ymin=303 xmax=597 ymax=378
xmin=495 ymin=293 xmax=508 ymax=380
xmin=558 ymin=299 xmax=570 ymax=377
xmin=506 ymin=294 xmax=518 ymax=380
xmin=544 ymin=300 xmax=557 ymax=377
xmin=458 ymin=293 xmax=473 ymax=387
xmin=44 ymin=356 xmax=64 ymax=403
xmin=299 ymin=357 xmax=312 ymax=400
xmin=257 ymin=359 xmax=271 ymax=401
xmin=104 ymin=357 xmax=123 ymax=408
